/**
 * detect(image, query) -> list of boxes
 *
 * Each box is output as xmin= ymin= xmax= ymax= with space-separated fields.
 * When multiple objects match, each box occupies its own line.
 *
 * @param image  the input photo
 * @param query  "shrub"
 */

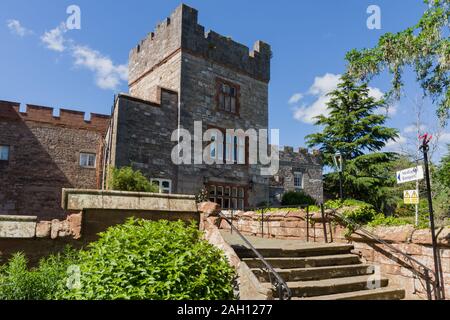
xmin=325 ymin=198 xmax=372 ymax=210
xmin=61 ymin=219 xmax=236 ymax=300
xmin=281 ymin=191 xmax=316 ymax=206
xmin=108 ymin=166 xmax=159 ymax=193
xmin=0 ymin=248 xmax=78 ymax=300
xmin=343 ymin=206 xmax=378 ymax=225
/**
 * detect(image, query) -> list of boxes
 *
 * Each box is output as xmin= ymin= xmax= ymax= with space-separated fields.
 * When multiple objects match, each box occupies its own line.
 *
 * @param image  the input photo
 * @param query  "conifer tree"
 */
xmin=306 ymin=74 xmax=399 ymax=212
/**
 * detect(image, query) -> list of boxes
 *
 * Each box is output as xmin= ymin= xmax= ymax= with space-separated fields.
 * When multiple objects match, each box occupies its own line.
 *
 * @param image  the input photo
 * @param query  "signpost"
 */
xmin=396 ymin=166 xmax=424 ymax=184
xmin=403 ymin=190 xmax=419 ymax=205
xmin=419 ymin=134 xmax=444 ymax=300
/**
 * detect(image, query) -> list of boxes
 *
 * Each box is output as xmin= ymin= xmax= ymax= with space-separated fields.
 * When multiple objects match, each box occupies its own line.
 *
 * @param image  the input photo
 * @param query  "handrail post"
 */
xmin=321 ymin=203 xmax=328 ymax=243
xmin=230 ymin=209 xmax=234 ymax=234
xmin=306 ymin=206 xmax=310 ymax=242
xmin=261 ymin=208 xmax=264 ymax=238
xmin=424 ymin=269 xmax=433 ymax=300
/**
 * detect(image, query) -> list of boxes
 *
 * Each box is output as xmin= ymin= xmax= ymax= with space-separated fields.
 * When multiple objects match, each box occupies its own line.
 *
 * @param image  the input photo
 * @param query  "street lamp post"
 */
xmin=333 ymin=152 xmax=344 ymax=200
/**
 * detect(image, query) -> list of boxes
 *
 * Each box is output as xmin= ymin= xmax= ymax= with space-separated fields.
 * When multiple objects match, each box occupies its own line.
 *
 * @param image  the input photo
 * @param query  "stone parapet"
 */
xmin=62 ymin=188 xmax=198 ymax=213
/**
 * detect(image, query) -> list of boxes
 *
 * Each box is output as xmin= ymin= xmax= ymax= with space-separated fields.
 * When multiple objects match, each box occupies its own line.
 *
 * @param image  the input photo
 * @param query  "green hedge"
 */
xmin=281 ymin=191 xmax=316 ymax=206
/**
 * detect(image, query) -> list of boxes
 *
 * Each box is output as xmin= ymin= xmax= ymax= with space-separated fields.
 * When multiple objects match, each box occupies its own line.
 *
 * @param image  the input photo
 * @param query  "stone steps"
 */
xmin=252 ymin=264 xmax=374 ymax=282
xmin=297 ymin=287 xmax=406 ymax=300
xmin=234 ymin=243 xmax=354 ymax=258
xmin=242 ymin=253 xmax=361 ymax=269
xmin=265 ymin=275 xmax=390 ymax=298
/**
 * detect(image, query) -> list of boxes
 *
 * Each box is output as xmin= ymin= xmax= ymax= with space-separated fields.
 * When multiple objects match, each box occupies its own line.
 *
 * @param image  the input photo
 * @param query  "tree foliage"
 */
xmin=346 ymin=0 xmax=449 ymax=122
xmin=306 ymin=75 xmax=399 ymax=212
xmin=436 ymin=144 xmax=450 ymax=188
xmin=108 ymin=166 xmax=159 ymax=193
xmin=306 ymin=74 xmax=399 ymax=165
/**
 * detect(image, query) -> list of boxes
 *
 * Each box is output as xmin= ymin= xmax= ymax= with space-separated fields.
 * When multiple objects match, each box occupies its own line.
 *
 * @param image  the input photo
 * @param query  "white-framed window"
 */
xmin=151 ymin=179 xmax=172 ymax=194
xmin=80 ymin=152 xmax=96 ymax=168
xmin=0 ymin=145 xmax=9 ymax=161
xmin=294 ymin=172 xmax=303 ymax=189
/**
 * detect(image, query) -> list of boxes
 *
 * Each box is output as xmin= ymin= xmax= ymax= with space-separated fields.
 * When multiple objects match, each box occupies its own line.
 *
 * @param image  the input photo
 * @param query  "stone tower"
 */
xmin=125 ymin=4 xmax=272 ymax=207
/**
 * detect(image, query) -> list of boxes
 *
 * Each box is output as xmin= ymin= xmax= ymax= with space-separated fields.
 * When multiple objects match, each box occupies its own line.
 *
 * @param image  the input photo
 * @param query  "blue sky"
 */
xmin=1 ymin=0 xmax=448 ymax=161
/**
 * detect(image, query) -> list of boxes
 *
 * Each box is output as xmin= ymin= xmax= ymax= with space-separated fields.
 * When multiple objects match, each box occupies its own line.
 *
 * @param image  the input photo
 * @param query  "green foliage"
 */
xmin=325 ymin=198 xmax=372 ymax=209
xmin=306 ymin=74 xmax=399 ymax=165
xmin=343 ymin=206 xmax=378 ymax=225
xmin=108 ymin=166 xmax=159 ymax=193
xmin=346 ymin=0 xmax=449 ymax=122
xmin=281 ymin=191 xmax=317 ymax=206
xmin=61 ymin=219 xmax=236 ymax=300
xmin=306 ymin=75 xmax=399 ymax=213
xmin=436 ymin=145 xmax=450 ymax=189
xmin=0 ymin=248 xmax=78 ymax=300
xmin=195 ymin=188 xmax=209 ymax=203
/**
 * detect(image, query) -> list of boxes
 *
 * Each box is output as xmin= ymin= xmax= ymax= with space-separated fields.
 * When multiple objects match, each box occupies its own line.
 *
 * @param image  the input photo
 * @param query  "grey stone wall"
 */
xmin=270 ymin=147 xmax=323 ymax=204
xmin=106 ymin=88 xmax=179 ymax=190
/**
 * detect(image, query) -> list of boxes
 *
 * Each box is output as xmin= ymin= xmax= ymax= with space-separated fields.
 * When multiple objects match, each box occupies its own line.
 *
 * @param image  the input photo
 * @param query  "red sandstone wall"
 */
xmin=0 ymin=101 xmax=110 ymax=220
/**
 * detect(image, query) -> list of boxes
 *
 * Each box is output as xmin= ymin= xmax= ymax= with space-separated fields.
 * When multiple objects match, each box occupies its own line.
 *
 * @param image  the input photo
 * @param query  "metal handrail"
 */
xmin=218 ymin=212 xmax=292 ymax=300
xmin=327 ymin=208 xmax=443 ymax=300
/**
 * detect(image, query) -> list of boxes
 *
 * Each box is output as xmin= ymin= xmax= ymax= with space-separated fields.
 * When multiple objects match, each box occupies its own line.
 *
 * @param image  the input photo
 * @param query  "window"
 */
xmin=217 ymin=79 xmax=239 ymax=114
xmin=0 ymin=145 xmax=9 ymax=161
xmin=80 ymin=152 xmax=96 ymax=168
xmin=209 ymin=127 xmax=246 ymax=164
xmin=208 ymin=184 xmax=246 ymax=210
xmin=294 ymin=172 xmax=303 ymax=189
xmin=151 ymin=179 xmax=172 ymax=194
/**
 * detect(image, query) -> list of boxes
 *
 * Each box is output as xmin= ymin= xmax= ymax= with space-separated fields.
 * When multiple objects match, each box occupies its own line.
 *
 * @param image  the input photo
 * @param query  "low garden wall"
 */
xmin=0 ymin=189 xmax=199 ymax=264
xmin=218 ymin=208 xmax=450 ymax=300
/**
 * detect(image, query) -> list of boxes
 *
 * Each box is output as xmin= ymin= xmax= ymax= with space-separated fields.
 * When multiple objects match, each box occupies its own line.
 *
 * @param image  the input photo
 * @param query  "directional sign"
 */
xmin=404 ymin=190 xmax=419 ymax=205
xmin=396 ymin=166 xmax=424 ymax=184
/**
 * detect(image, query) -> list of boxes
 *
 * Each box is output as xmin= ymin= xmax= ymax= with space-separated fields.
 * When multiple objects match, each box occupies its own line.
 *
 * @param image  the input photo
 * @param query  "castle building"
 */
xmin=0 ymin=4 xmax=322 ymax=219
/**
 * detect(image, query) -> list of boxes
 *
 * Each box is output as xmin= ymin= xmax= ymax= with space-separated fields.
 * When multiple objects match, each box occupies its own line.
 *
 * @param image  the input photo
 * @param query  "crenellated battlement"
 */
xmin=279 ymin=146 xmax=322 ymax=164
xmin=128 ymin=4 xmax=271 ymax=86
xmin=0 ymin=100 xmax=110 ymax=133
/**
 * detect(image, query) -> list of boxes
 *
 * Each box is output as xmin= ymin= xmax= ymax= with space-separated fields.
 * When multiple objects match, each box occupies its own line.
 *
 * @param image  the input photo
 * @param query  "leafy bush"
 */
xmin=281 ymin=191 xmax=316 ymax=206
xmin=343 ymin=206 xmax=377 ymax=225
xmin=0 ymin=248 xmax=78 ymax=300
xmin=61 ymin=219 xmax=236 ymax=300
xmin=325 ymin=198 xmax=372 ymax=210
xmin=108 ymin=166 xmax=159 ymax=193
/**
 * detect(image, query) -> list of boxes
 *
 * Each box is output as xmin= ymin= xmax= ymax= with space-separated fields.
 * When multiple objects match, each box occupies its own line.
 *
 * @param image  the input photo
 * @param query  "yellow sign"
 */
xmin=404 ymin=190 xmax=419 ymax=205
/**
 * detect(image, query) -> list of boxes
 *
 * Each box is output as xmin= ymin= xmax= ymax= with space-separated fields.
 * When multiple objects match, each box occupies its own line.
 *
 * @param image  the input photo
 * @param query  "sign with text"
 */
xmin=404 ymin=190 xmax=419 ymax=205
xmin=396 ymin=166 xmax=424 ymax=184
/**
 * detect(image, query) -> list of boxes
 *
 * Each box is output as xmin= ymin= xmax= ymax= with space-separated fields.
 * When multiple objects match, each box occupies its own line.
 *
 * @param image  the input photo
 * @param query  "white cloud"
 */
xmin=291 ymin=73 xmax=387 ymax=124
xmin=39 ymin=23 xmax=127 ymax=90
xmin=288 ymin=93 xmax=303 ymax=104
xmin=404 ymin=124 xmax=427 ymax=134
xmin=440 ymin=132 xmax=450 ymax=144
xmin=385 ymin=135 xmax=407 ymax=153
xmin=72 ymin=45 xmax=128 ymax=90
xmin=41 ymin=23 xmax=67 ymax=52
xmin=7 ymin=19 xmax=33 ymax=37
